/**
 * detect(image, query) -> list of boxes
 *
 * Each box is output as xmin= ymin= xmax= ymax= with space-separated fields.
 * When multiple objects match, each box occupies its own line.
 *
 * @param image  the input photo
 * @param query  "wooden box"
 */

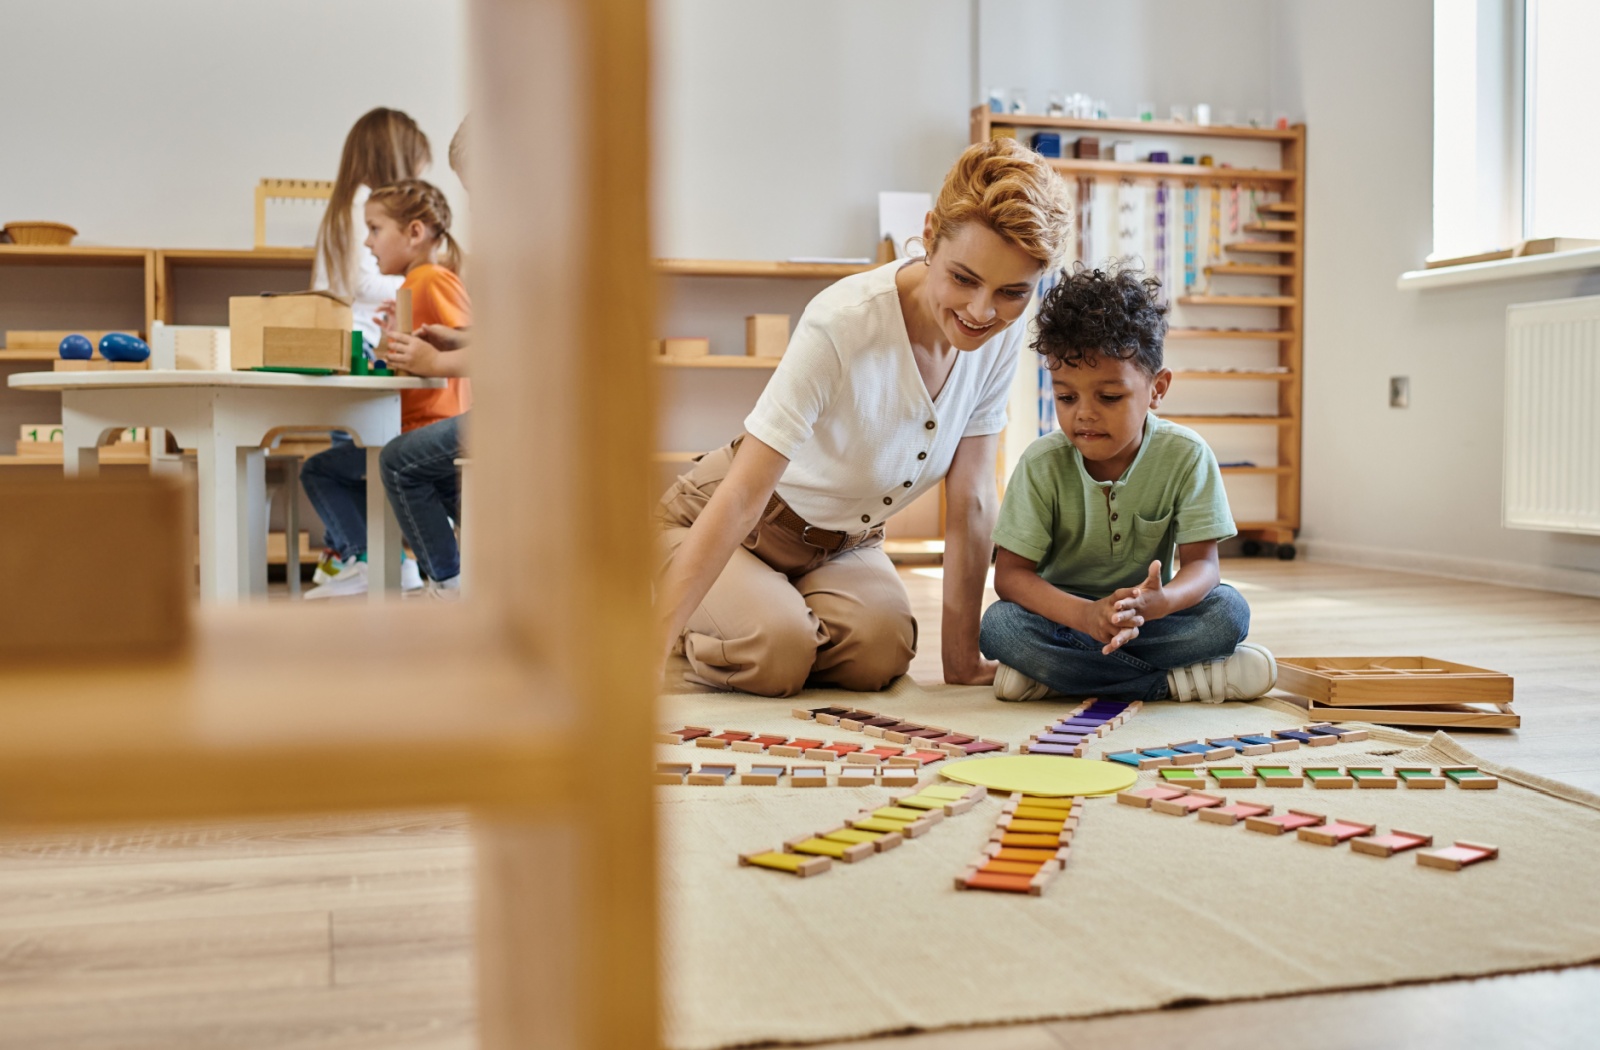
xmin=229 ymin=291 xmax=352 ymax=370
xmin=745 ymin=314 xmax=790 ymax=358
xmin=1276 ymin=656 xmax=1517 ymax=730
xmin=0 ymin=476 xmax=192 ymax=660
xmin=263 ymin=327 xmax=349 ymax=372
xmin=1277 ymin=656 xmax=1513 ymax=706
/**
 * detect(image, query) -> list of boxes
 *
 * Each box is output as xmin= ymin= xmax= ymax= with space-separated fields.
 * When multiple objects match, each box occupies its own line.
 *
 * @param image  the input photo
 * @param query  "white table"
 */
xmin=8 ymin=370 xmax=444 ymax=603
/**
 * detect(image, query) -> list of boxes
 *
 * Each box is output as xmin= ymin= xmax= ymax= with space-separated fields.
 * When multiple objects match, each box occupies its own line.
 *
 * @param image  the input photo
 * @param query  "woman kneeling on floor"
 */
xmin=654 ymin=138 xmax=1072 ymax=697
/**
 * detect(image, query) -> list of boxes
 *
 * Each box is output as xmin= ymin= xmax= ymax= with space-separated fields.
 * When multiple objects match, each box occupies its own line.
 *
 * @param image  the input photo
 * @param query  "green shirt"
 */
xmin=993 ymin=415 xmax=1235 ymax=595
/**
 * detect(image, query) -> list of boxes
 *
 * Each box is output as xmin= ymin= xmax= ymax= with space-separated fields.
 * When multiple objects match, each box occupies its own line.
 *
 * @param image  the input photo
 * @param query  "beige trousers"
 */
xmin=655 ymin=444 xmax=917 ymax=698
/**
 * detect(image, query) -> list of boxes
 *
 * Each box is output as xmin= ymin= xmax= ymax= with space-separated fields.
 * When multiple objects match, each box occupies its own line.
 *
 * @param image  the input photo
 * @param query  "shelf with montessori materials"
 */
xmin=972 ymin=107 xmax=1306 ymax=552
xmin=653 ymin=255 xmax=949 ymax=558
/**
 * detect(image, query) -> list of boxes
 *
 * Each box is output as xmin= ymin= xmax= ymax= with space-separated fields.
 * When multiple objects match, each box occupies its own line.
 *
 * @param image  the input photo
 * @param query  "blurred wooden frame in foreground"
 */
xmin=0 ymin=0 xmax=660 ymax=1047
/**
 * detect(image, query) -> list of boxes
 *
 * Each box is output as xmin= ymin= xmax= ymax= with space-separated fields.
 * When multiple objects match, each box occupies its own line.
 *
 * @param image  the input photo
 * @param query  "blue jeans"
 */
xmin=979 ymin=584 xmax=1250 ymax=700
xmin=379 ymin=414 xmax=463 ymax=582
xmin=301 ymin=439 xmax=369 ymax=559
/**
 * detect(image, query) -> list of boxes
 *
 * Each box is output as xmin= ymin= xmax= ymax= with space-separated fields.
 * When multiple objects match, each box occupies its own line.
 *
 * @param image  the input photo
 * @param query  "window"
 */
xmin=1433 ymin=0 xmax=1600 ymax=260
xmin=1523 ymin=0 xmax=1600 ymax=240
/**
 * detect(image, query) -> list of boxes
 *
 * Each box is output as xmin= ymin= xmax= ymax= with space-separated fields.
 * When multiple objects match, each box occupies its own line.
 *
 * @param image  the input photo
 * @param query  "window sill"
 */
xmin=1396 ymin=247 xmax=1600 ymax=291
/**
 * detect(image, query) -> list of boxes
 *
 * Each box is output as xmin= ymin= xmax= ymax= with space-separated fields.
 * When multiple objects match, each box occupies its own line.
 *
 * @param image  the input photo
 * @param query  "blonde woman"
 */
xmin=656 ymin=138 xmax=1073 ymax=697
xmin=312 ymin=108 xmax=433 ymax=350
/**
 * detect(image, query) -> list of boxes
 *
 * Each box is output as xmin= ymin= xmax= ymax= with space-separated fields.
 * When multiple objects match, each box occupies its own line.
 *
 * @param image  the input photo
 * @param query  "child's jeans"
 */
xmin=301 ymin=439 xmax=369 ymax=559
xmin=379 ymin=414 xmax=465 ymax=582
xmin=980 ymin=584 xmax=1250 ymax=700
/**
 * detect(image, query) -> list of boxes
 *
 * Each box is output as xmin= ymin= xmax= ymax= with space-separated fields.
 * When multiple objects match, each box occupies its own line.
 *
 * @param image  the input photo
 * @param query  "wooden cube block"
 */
xmin=745 ymin=314 xmax=790 ymax=358
xmin=661 ymin=337 xmax=710 ymax=360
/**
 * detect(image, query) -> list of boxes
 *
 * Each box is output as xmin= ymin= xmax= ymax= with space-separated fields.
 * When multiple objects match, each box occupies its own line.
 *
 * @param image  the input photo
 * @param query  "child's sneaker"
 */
xmin=400 ymin=553 xmax=424 ymax=592
xmin=1166 ymin=643 xmax=1277 ymax=703
xmin=312 ymin=549 xmax=358 ymax=586
xmin=994 ymin=663 xmax=1064 ymax=702
xmin=304 ymin=560 xmax=369 ymax=600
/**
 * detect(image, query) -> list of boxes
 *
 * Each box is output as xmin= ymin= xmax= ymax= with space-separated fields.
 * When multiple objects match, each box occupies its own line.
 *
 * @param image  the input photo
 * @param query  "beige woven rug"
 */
xmin=656 ymin=677 xmax=1600 ymax=1049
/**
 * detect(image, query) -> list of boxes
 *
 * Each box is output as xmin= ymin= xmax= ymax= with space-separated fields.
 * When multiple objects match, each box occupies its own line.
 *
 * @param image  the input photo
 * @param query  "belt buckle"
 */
xmin=800 ymin=524 xmax=835 ymax=551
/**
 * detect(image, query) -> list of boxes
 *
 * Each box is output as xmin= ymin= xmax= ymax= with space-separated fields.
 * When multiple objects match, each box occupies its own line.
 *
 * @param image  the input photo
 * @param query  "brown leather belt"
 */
xmin=731 ymin=435 xmax=872 ymax=553
xmin=763 ymin=492 xmax=860 ymax=553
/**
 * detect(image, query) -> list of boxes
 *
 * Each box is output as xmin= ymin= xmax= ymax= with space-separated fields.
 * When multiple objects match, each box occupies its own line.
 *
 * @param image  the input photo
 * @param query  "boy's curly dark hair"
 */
xmin=1033 ymin=264 xmax=1167 ymax=374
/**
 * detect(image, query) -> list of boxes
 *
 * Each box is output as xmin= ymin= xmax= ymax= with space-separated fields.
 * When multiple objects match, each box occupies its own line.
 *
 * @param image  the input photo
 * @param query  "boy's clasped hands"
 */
xmin=1085 ymin=560 xmax=1167 ymax=655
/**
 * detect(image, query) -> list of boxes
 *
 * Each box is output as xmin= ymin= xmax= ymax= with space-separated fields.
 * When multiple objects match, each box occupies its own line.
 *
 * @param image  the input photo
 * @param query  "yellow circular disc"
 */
xmin=938 ymin=755 xmax=1136 ymax=797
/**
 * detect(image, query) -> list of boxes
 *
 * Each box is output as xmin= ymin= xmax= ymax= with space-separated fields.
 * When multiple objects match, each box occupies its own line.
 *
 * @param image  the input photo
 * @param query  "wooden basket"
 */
xmin=3 ymin=222 xmax=77 ymax=246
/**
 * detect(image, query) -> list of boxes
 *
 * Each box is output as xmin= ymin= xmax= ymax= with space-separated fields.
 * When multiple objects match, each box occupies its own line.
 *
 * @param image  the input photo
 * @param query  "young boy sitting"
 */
xmin=980 ymin=266 xmax=1276 ymax=703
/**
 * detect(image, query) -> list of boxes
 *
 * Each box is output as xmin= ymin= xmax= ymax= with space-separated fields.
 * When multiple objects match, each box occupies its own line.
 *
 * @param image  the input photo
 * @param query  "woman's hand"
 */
xmin=944 ymin=655 xmax=998 ymax=686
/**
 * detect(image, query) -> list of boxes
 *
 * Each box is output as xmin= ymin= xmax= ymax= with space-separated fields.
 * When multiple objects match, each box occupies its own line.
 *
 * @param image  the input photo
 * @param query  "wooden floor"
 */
xmin=1 ymin=559 xmax=1596 ymax=1048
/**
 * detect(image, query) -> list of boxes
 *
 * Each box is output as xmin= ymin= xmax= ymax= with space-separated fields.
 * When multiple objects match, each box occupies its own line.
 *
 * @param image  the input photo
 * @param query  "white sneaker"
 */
xmin=312 ymin=549 xmax=358 ymax=586
xmin=1166 ymin=643 xmax=1277 ymax=703
xmin=304 ymin=560 xmax=369 ymax=600
xmin=400 ymin=554 xmax=423 ymax=592
xmin=423 ymin=575 xmax=462 ymax=601
xmin=994 ymin=663 xmax=1063 ymax=702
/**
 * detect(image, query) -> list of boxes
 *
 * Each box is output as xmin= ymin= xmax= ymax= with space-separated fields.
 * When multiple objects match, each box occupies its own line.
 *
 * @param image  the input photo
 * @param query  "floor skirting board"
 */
xmin=1301 ymin=539 xmax=1600 ymax=600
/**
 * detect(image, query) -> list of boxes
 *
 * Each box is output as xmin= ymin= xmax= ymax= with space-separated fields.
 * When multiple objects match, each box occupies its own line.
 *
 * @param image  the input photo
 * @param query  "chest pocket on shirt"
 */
xmin=1129 ymin=511 xmax=1175 ymax=576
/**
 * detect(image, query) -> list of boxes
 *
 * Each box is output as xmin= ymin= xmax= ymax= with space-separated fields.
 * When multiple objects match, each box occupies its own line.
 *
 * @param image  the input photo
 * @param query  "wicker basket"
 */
xmin=3 ymin=222 xmax=77 ymax=246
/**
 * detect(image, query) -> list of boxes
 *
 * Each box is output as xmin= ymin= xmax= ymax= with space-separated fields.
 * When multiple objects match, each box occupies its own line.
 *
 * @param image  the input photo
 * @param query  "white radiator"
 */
xmin=1504 ymin=296 xmax=1600 ymax=535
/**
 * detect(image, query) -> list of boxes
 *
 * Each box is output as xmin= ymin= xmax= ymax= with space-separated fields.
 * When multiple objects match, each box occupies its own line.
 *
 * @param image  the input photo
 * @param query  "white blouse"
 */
xmin=744 ymin=260 xmax=1022 ymax=532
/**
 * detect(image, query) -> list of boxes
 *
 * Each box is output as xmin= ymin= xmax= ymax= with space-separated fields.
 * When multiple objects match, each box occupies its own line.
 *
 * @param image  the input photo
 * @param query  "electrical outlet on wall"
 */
xmin=1390 ymin=376 xmax=1410 ymax=408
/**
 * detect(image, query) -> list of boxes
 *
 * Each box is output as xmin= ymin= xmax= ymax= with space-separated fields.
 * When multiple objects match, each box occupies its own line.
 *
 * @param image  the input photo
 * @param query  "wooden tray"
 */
xmin=1303 ymin=701 xmax=1520 ymax=730
xmin=1277 ymin=656 xmax=1513 ymax=707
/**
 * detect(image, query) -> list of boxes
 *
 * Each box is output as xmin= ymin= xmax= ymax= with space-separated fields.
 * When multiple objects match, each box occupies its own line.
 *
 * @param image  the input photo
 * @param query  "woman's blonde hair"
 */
xmin=924 ymin=137 xmax=1072 ymax=267
xmin=367 ymin=179 xmax=463 ymax=274
xmin=316 ymin=108 xmax=432 ymax=296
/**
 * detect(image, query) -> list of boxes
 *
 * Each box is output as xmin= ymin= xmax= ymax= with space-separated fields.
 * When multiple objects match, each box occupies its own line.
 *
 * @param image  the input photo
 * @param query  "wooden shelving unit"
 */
xmin=971 ymin=108 xmax=1306 ymax=553
xmin=654 ymin=258 xmax=869 ymax=280
xmin=650 ymin=355 xmax=779 ymax=369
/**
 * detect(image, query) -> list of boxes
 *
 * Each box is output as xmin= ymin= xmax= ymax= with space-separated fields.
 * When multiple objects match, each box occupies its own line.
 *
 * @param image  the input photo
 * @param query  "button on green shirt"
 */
xmin=993 ymin=415 xmax=1235 ymax=595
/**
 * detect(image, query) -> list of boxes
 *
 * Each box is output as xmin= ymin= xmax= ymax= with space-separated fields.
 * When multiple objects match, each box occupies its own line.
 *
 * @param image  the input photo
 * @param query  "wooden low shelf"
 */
xmin=651 ymin=355 xmax=780 ymax=369
xmin=1172 ymin=370 xmax=1292 ymax=381
xmin=1226 ymin=241 xmax=1298 ymax=255
xmin=654 ymin=259 xmax=870 ymax=280
xmin=980 ymin=113 xmax=1302 ymax=142
xmin=1167 ymin=328 xmax=1293 ymax=341
xmin=1176 ymin=295 xmax=1297 ymax=308
xmin=1162 ymin=414 xmax=1294 ymax=426
xmin=1244 ymin=221 xmax=1298 ymax=234
xmin=1205 ymin=263 xmax=1295 ymax=277
xmin=1260 ymin=202 xmax=1299 ymax=214
xmin=0 ymin=245 xmax=150 ymax=267
xmin=1047 ymin=158 xmax=1296 ymax=184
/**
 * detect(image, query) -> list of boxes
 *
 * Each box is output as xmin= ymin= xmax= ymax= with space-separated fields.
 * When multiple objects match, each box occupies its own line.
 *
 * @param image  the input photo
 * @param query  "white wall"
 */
xmin=651 ymin=0 xmax=972 ymax=260
xmin=1276 ymin=2 xmax=1600 ymax=594
xmin=0 ymin=0 xmax=470 ymax=249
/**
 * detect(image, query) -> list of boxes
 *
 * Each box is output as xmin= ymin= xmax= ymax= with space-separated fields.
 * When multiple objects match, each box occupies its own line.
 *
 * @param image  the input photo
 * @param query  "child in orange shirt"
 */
xmin=302 ymin=179 xmax=472 ymax=599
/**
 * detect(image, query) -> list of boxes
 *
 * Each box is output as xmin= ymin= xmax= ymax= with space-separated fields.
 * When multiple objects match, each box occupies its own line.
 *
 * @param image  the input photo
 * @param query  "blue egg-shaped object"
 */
xmin=58 ymin=334 xmax=94 ymax=360
xmin=99 ymin=332 xmax=150 ymax=362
